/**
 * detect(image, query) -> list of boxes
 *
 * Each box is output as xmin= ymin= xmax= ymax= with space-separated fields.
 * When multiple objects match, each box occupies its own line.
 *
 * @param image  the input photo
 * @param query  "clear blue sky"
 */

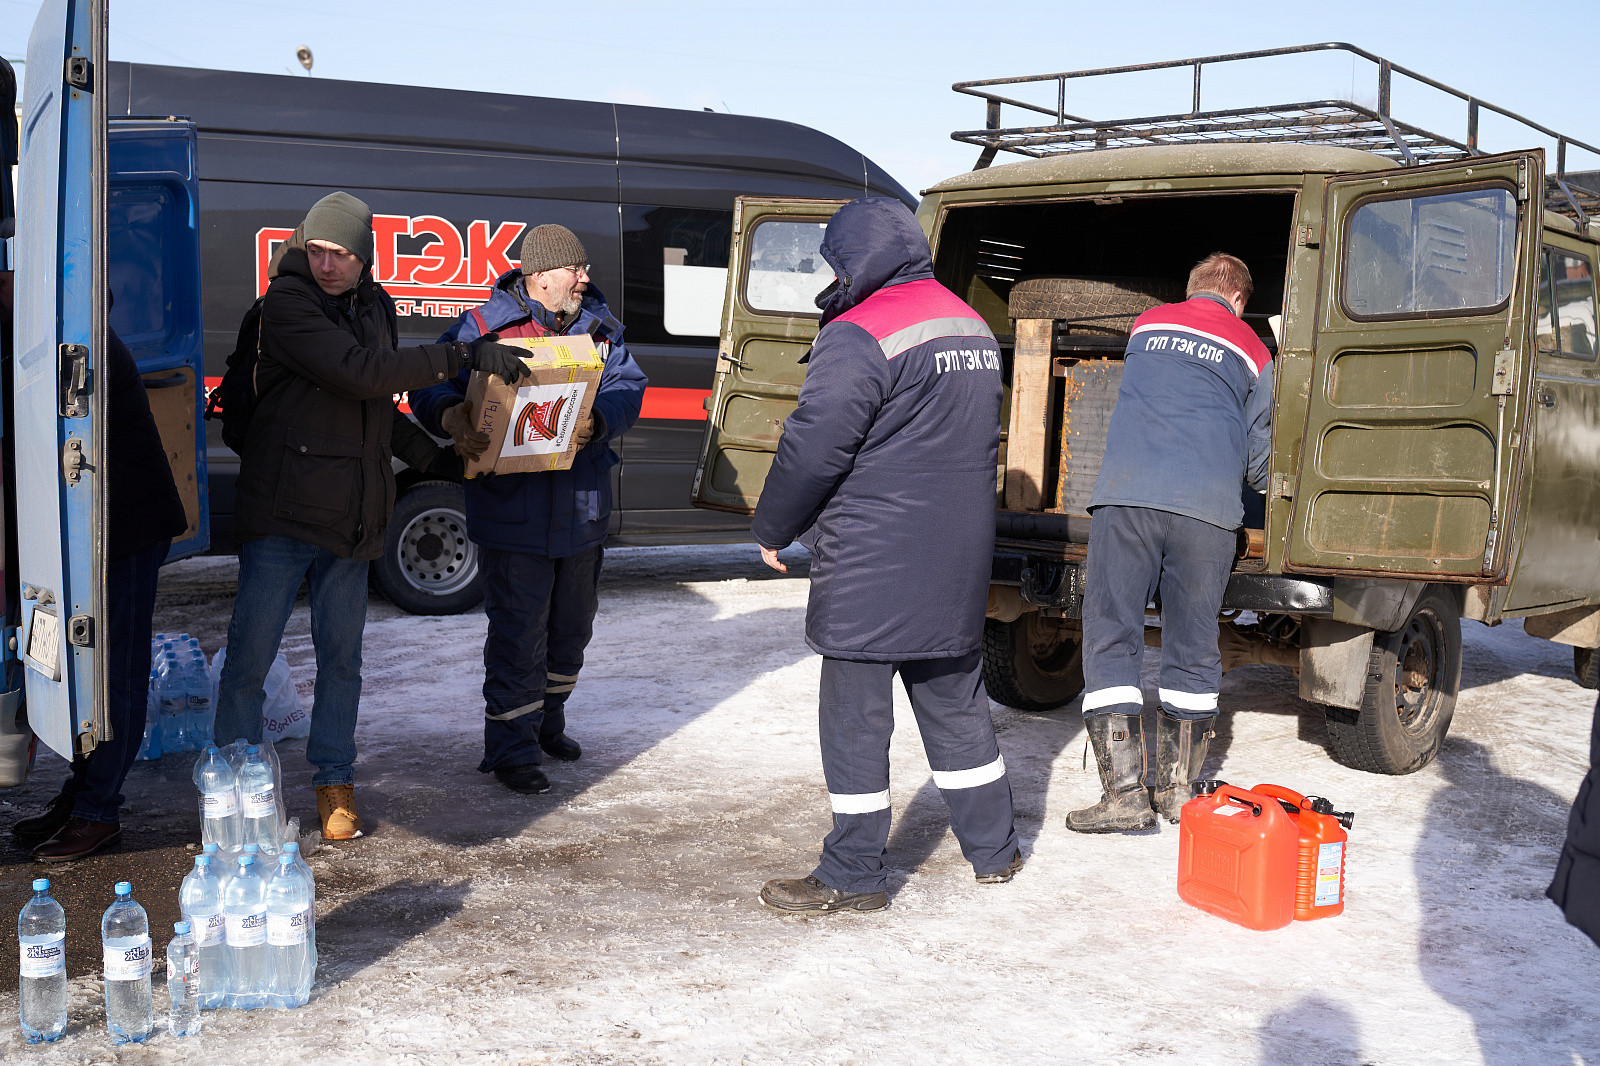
xmin=5 ymin=0 xmax=1597 ymax=193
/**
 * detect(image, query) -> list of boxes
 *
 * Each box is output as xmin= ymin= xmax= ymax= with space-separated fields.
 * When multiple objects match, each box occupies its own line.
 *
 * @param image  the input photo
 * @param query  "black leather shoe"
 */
xmin=975 ymin=849 xmax=1025 ymax=884
xmin=493 ymin=764 xmax=551 ymax=795
xmin=11 ymin=794 xmax=75 ymax=847
xmin=760 ymin=874 xmax=888 ymax=914
xmin=539 ymin=733 xmax=582 ymax=762
xmin=33 ymin=818 xmax=122 ymax=862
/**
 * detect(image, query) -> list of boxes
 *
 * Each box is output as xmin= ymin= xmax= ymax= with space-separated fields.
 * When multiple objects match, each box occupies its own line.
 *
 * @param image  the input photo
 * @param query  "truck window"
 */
xmin=620 ymin=205 xmax=731 ymax=344
xmin=1342 ymin=186 xmax=1517 ymax=319
xmin=1536 ymin=247 xmax=1597 ymax=360
xmin=744 ymin=219 xmax=831 ymax=316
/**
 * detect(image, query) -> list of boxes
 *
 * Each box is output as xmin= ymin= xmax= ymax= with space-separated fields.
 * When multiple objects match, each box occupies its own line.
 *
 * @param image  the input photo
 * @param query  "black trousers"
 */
xmin=813 ymin=651 xmax=1017 ymax=893
xmin=477 ymin=544 xmax=603 ymax=772
xmin=60 ymin=538 xmax=168 ymax=822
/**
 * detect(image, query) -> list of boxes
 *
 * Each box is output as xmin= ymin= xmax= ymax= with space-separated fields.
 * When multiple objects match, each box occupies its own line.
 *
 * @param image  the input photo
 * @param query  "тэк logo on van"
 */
xmin=256 ymin=215 xmax=526 ymax=320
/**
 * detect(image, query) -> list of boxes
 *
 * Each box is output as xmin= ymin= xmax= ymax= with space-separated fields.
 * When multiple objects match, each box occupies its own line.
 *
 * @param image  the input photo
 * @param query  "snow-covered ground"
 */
xmin=3 ymin=544 xmax=1598 ymax=1064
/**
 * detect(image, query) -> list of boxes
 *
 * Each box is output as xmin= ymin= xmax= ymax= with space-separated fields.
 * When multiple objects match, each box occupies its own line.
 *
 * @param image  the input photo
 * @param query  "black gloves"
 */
xmin=462 ymin=333 xmax=533 ymax=383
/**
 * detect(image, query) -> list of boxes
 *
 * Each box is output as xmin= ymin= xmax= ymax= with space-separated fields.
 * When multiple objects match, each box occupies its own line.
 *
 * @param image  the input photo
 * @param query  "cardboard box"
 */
xmin=462 ymin=335 xmax=605 ymax=477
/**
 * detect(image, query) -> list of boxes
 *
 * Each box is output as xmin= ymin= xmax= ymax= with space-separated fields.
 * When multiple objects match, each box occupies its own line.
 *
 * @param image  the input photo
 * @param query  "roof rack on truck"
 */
xmin=951 ymin=41 xmax=1600 ymax=224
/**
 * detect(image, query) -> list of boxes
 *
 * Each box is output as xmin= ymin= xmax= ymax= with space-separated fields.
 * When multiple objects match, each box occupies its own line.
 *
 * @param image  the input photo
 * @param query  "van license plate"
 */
xmin=24 ymin=607 xmax=61 ymax=681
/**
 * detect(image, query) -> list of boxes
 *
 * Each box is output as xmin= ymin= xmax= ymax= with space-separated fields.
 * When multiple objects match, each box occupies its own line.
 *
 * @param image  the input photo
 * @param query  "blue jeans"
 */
xmin=214 ymin=535 xmax=368 ymax=787
xmin=478 ymin=544 xmax=603 ymax=772
xmin=60 ymin=538 xmax=169 ymax=823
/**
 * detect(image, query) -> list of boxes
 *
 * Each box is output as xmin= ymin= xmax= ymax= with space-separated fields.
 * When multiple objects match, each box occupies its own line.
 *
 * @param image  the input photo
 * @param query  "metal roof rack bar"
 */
xmin=952 ymin=43 xmax=1600 ymax=223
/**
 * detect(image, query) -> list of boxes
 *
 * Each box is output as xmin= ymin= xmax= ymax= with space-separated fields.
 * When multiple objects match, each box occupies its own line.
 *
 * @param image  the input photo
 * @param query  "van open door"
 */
xmin=12 ymin=0 xmax=109 ymax=761
xmin=109 ymin=117 xmax=209 ymax=562
xmin=1286 ymin=151 xmax=1543 ymax=582
xmin=690 ymin=197 xmax=846 ymax=514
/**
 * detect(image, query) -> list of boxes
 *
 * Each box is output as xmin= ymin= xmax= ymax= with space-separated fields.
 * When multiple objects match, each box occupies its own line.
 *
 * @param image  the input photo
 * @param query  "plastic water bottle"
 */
xmin=178 ymin=854 xmax=228 ymax=1010
xmin=18 ymin=878 xmax=67 ymax=1044
xmin=265 ymin=853 xmax=315 ymax=1007
xmin=186 ymin=651 xmax=213 ymax=752
xmin=166 ymin=921 xmax=201 ymax=1036
xmin=158 ymin=654 xmax=187 ymax=753
xmin=138 ymin=669 xmax=163 ymax=760
xmin=238 ymin=746 xmax=281 ymax=855
xmin=194 ymin=744 xmax=243 ymax=853
xmin=101 ymin=881 xmax=154 ymax=1044
xmin=223 ymin=855 xmax=268 ymax=1009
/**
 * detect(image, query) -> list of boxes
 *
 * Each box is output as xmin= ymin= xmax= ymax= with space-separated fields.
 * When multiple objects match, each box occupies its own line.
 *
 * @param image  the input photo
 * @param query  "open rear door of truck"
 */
xmin=13 ymin=0 xmax=109 ymax=760
xmin=691 ymin=197 xmax=846 ymax=514
xmin=1287 ymin=151 xmax=1543 ymax=582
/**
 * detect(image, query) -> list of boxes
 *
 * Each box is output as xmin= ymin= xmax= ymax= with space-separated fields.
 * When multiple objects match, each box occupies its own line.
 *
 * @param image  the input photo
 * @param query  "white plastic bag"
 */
xmin=210 ymin=647 xmax=310 ymax=744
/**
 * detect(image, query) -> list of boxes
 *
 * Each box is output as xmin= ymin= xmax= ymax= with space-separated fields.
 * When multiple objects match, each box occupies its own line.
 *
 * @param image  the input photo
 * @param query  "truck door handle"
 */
xmin=1539 ymin=392 xmax=1556 ymax=408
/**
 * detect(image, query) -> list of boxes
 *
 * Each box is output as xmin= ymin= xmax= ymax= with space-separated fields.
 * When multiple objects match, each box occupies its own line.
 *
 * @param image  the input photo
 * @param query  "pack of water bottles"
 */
xmin=17 ymin=861 xmax=315 ymax=1045
xmin=137 ymin=633 xmax=214 ymax=759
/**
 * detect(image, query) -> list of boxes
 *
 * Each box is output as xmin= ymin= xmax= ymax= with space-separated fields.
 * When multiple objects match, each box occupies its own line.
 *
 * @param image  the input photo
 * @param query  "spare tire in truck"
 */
xmin=1323 ymin=585 xmax=1461 ymax=774
xmin=1007 ymin=276 xmax=1184 ymax=335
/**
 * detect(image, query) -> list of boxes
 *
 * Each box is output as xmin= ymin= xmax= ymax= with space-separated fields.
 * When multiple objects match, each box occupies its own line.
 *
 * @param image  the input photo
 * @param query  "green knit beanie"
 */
xmin=519 ymin=224 xmax=588 ymax=275
xmin=301 ymin=192 xmax=375 ymax=266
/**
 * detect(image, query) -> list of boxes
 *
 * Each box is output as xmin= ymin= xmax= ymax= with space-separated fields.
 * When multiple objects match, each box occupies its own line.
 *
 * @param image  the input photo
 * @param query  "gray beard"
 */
xmin=560 ymin=293 xmax=583 ymax=316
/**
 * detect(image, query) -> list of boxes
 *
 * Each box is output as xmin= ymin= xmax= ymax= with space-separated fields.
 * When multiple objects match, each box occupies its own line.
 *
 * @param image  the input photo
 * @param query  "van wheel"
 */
xmin=1324 ymin=587 xmax=1461 ymax=774
xmin=1575 ymin=647 xmax=1600 ymax=690
xmin=981 ymin=614 xmax=1084 ymax=712
xmin=1007 ymin=276 xmax=1185 ymax=336
xmin=372 ymin=481 xmax=483 ymax=616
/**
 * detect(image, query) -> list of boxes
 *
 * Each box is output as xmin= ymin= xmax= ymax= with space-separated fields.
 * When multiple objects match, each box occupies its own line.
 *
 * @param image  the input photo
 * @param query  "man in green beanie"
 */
xmin=411 ymin=224 xmax=646 ymax=796
xmin=215 ymin=191 xmax=535 ymax=839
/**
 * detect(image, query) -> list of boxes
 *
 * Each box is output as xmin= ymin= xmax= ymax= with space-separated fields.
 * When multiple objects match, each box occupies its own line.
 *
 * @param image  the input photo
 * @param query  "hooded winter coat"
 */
xmin=231 ymin=246 xmax=462 ymax=559
xmin=751 ymin=198 xmax=1003 ymax=661
xmin=408 ymin=269 xmax=647 ymax=557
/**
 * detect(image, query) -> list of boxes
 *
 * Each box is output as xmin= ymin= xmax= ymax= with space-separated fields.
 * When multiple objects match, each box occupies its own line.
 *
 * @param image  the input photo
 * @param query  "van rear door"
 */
xmin=108 ymin=117 xmax=209 ymax=562
xmin=690 ymin=197 xmax=845 ymax=513
xmin=1286 ymin=151 xmax=1543 ymax=582
xmin=13 ymin=0 xmax=109 ymax=760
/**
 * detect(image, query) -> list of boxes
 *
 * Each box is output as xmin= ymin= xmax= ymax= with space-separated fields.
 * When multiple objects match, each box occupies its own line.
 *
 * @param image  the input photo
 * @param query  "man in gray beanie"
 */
xmin=216 ymin=192 xmax=534 ymax=838
xmin=411 ymin=223 xmax=646 ymax=796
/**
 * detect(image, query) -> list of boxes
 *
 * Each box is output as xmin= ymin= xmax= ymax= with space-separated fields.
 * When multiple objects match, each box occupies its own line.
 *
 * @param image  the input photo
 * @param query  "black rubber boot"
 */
xmin=760 ymin=875 xmax=888 ymax=914
xmin=1152 ymin=708 xmax=1216 ymax=823
xmin=1066 ymin=714 xmax=1156 ymax=833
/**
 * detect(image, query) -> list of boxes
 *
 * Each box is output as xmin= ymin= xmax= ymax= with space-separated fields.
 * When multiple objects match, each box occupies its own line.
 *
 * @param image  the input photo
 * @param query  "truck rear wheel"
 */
xmin=981 ymin=614 xmax=1084 ymax=712
xmin=372 ymin=481 xmax=483 ymax=616
xmin=1324 ymin=586 xmax=1461 ymax=774
xmin=1007 ymin=276 xmax=1185 ymax=336
xmin=1575 ymin=646 xmax=1600 ymax=690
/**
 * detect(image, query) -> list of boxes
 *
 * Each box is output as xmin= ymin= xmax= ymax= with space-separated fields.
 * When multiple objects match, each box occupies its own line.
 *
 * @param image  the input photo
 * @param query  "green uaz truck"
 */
xmin=692 ymin=44 xmax=1600 ymax=775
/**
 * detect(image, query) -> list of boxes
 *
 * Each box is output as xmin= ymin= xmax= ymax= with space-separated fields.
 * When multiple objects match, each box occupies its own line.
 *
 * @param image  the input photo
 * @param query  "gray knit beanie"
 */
xmin=301 ymin=192 xmax=375 ymax=266
xmin=519 ymin=224 xmax=588 ymax=275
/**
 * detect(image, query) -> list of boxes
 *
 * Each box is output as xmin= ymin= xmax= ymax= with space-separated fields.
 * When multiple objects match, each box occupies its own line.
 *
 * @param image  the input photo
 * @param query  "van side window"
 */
xmin=620 ymin=206 xmax=732 ymax=345
xmin=1342 ymin=186 xmax=1517 ymax=319
xmin=1536 ymin=247 xmax=1597 ymax=360
xmin=744 ymin=220 xmax=831 ymax=316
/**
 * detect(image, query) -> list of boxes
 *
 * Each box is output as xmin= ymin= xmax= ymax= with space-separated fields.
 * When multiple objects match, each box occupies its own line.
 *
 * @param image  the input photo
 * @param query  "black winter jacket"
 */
xmin=232 ymin=249 xmax=460 ymax=559
xmin=1549 ymin=696 xmax=1600 ymax=947
xmin=751 ymin=198 xmax=1003 ymax=661
xmin=107 ymin=329 xmax=188 ymax=559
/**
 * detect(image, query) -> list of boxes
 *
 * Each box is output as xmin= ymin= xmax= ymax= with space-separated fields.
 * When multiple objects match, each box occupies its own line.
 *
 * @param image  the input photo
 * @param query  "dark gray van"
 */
xmin=105 ymin=62 xmax=911 ymax=612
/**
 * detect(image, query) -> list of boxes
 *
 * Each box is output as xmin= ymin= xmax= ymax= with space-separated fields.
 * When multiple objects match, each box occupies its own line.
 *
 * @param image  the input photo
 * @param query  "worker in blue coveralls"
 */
xmin=1070 ymin=252 xmax=1273 ymax=833
xmin=752 ymin=198 xmax=1021 ymax=914
xmin=410 ymin=225 xmax=646 ymax=798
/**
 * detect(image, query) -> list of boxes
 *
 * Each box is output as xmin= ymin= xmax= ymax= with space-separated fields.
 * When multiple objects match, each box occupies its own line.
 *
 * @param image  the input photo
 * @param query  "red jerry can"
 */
xmin=1251 ymin=783 xmax=1355 ymax=921
xmin=1177 ymin=781 xmax=1299 ymax=930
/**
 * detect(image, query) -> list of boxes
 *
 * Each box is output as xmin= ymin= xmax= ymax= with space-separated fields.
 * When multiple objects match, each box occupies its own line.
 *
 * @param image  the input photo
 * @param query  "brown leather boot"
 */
xmin=316 ymin=784 xmax=362 ymax=840
xmin=32 ymin=817 xmax=122 ymax=862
